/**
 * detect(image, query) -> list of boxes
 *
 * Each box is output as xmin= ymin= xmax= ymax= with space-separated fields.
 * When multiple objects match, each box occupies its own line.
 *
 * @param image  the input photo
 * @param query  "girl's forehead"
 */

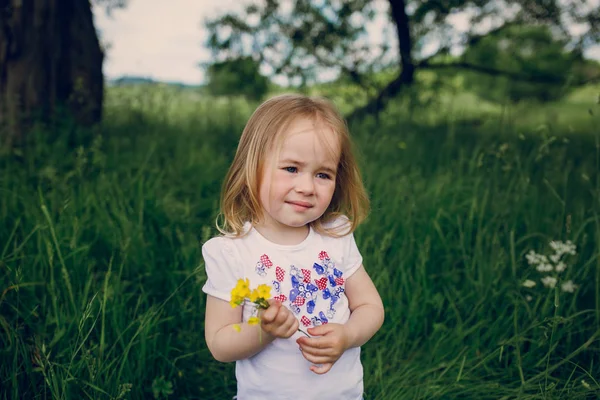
xmin=276 ymin=119 xmax=340 ymax=159
xmin=280 ymin=117 xmax=338 ymax=145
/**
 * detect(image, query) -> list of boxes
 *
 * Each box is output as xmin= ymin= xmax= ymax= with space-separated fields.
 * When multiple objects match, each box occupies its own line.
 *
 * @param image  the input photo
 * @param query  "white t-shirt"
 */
xmin=202 ymin=218 xmax=364 ymax=400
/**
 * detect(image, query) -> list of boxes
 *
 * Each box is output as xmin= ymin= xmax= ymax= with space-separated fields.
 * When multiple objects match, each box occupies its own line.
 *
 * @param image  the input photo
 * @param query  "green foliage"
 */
xmin=151 ymin=376 xmax=174 ymax=399
xmin=1 ymin=85 xmax=600 ymax=399
xmin=206 ymin=57 xmax=269 ymax=101
xmin=204 ymin=0 xmax=600 ymax=95
xmin=205 ymin=0 xmax=375 ymax=85
xmin=462 ymin=25 xmax=584 ymax=103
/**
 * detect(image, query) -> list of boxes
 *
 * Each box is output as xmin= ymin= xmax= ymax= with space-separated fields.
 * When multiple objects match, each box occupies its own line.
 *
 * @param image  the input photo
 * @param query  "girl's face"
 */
xmin=257 ymin=117 xmax=340 ymax=239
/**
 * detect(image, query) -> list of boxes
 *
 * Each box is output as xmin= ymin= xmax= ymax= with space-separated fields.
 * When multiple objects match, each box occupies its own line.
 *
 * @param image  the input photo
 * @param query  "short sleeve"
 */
xmin=325 ymin=215 xmax=363 ymax=278
xmin=343 ymin=231 xmax=363 ymax=278
xmin=201 ymin=237 xmax=241 ymax=301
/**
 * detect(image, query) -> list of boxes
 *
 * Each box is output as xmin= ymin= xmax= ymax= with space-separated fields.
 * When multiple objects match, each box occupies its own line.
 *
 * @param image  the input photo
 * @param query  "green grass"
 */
xmin=1 ymin=84 xmax=600 ymax=399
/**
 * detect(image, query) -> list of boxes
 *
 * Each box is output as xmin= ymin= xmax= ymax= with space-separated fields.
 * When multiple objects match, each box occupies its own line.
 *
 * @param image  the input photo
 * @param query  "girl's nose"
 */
xmin=295 ymin=174 xmax=314 ymax=194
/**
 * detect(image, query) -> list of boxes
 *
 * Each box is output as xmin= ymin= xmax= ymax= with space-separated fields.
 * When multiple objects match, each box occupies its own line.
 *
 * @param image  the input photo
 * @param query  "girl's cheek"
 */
xmin=274 ymin=170 xmax=290 ymax=180
xmin=277 ymin=173 xmax=295 ymax=185
xmin=315 ymin=179 xmax=335 ymax=190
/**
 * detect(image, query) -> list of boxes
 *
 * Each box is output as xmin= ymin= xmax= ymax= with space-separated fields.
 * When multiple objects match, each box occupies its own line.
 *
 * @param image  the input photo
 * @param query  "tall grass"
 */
xmin=1 ymin=85 xmax=599 ymax=399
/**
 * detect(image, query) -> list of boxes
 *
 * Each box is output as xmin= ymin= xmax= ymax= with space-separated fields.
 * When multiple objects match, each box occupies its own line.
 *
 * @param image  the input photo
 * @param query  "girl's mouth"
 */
xmin=287 ymin=201 xmax=313 ymax=210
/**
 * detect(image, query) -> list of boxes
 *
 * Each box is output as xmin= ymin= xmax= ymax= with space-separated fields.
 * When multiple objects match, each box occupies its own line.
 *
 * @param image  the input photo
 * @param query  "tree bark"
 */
xmin=389 ymin=0 xmax=414 ymax=85
xmin=349 ymin=0 xmax=414 ymax=120
xmin=0 ymin=0 xmax=103 ymax=145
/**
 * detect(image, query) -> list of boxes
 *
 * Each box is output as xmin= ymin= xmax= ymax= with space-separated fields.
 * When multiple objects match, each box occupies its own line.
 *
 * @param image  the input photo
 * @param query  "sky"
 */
xmin=93 ymin=0 xmax=600 ymax=86
xmin=93 ymin=0 xmax=245 ymax=85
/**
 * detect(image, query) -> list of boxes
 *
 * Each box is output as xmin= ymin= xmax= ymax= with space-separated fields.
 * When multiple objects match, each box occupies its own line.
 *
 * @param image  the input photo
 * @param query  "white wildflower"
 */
xmin=522 ymin=279 xmax=536 ymax=288
xmin=550 ymin=254 xmax=561 ymax=263
xmin=561 ymin=280 xmax=578 ymax=293
xmin=555 ymin=262 xmax=567 ymax=272
xmin=549 ymin=240 xmax=577 ymax=257
xmin=525 ymin=250 xmax=548 ymax=266
xmin=565 ymin=240 xmax=576 ymax=255
xmin=541 ymin=276 xmax=557 ymax=288
xmin=525 ymin=250 xmax=539 ymax=265
xmin=536 ymin=263 xmax=553 ymax=272
xmin=525 ymin=295 xmax=533 ymax=302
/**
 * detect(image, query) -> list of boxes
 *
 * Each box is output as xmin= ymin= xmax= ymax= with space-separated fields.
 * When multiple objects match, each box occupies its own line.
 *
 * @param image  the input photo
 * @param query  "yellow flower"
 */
xmin=230 ymin=279 xmax=272 ymax=312
xmin=247 ymin=316 xmax=260 ymax=326
xmin=234 ymin=278 xmax=251 ymax=298
xmin=249 ymin=289 xmax=260 ymax=303
xmin=256 ymin=284 xmax=271 ymax=299
xmin=230 ymin=293 xmax=244 ymax=308
xmin=233 ymin=324 xmax=241 ymax=332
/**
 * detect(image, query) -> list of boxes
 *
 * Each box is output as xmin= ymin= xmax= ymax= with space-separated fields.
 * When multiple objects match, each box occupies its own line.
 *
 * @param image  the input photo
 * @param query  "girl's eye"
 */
xmin=317 ymin=173 xmax=331 ymax=180
xmin=284 ymin=166 xmax=297 ymax=173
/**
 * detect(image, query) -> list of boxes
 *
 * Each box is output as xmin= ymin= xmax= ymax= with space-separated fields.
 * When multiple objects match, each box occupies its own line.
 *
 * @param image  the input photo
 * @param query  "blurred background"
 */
xmin=1 ymin=0 xmax=600 ymax=399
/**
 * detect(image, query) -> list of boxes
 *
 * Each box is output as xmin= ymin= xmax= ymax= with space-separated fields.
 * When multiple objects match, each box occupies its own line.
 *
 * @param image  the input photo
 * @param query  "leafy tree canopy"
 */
xmin=205 ymin=0 xmax=600 ymax=110
xmin=206 ymin=0 xmax=378 ymax=86
xmin=463 ymin=24 xmax=595 ymax=103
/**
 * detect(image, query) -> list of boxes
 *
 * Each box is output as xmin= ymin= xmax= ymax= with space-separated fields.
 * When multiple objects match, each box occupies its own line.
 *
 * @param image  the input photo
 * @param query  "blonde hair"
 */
xmin=217 ymin=93 xmax=369 ymax=237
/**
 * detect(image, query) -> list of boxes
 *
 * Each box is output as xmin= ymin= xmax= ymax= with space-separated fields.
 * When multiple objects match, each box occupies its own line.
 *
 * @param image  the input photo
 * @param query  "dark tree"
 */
xmin=0 ymin=0 xmax=117 ymax=145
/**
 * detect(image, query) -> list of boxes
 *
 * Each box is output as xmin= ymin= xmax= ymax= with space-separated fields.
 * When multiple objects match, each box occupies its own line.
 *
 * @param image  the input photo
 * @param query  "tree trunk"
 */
xmin=348 ymin=0 xmax=414 ymax=121
xmin=0 ymin=0 xmax=103 ymax=145
xmin=389 ymin=0 xmax=414 ymax=85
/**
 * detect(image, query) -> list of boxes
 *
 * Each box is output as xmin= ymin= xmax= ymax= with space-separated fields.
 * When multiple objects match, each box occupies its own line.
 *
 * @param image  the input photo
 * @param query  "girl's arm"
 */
xmin=205 ymin=296 xmax=299 ymax=362
xmin=205 ymin=295 xmax=274 ymax=362
xmin=340 ymin=264 xmax=385 ymax=347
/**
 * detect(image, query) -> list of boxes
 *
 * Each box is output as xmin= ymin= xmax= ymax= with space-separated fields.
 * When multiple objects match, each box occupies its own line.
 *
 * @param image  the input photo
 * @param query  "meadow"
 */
xmin=1 ymin=79 xmax=599 ymax=399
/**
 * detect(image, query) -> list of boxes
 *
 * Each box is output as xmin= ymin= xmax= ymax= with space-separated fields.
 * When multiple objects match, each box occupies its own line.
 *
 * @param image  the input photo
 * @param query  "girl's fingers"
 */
xmin=260 ymin=301 xmax=281 ymax=323
xmin=267 ymin=299 xmax=281 ymax=307
xmin=281 ymin=316 xmax=299 ymax=338
xmin=310 ymin=362 xmax=333 ymax=375
xmin=298 ymin=337 xmax=327 ymax=350
xmin=261 ymin=303 xmax=303 ymax=338
xmin=299 ymin=345 xmax=329 ymax=357
xmin=290 ymin=317 xmax=299 ymax=331
xmin=300 ymin=349 xmax=333 ymax=364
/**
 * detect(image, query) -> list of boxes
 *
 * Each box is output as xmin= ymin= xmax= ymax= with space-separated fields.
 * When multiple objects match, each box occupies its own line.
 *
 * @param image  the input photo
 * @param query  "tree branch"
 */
xmin=419 ymin=61 xmax=566 ymax=84
xmin=347 ymin=59 xmax=597 ymax=122
xmin=347 ymin=73 xmax=406 ymax=122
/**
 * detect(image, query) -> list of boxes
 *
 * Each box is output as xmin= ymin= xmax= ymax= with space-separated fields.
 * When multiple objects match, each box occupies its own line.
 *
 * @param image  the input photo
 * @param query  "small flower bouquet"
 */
xmin=230 ymin=278 xmax=271 ymax=331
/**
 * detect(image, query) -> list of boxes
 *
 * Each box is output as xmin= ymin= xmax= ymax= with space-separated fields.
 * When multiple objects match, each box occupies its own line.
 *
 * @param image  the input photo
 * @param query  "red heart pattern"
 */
xmin=301 ymin=269 xmax=311 ymax=283
xmin=274 ymin=294 xmax=287 ymax=302
xmin=335 ymin=277 xmax=345 ymax=286
xmin=275 ymin=266 xmax=285 ymax=282
xmin=315 ymin=277 xmax=328 ymax=290
xmin=292 ymin=297 xmax=305 ymax=306
xmin=260 ymin=254 xmax=273 ymax=267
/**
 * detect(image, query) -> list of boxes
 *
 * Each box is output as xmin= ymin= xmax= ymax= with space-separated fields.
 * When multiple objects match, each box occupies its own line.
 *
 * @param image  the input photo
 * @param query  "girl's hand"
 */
xmin=260 ymin=299 xmax=299 ymax=339
xmin=296 ymin=323 xmax=350 ymax=374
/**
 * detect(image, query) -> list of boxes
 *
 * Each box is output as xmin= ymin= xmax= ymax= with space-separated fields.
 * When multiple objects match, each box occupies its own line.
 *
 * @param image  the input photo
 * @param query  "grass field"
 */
xmin=1 ymin=82 xmax=600 ymax=399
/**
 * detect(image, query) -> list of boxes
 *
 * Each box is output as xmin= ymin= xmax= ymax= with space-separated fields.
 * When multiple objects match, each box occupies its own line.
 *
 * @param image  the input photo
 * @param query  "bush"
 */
xmin=206 ymin=57 xmax=269 ymax=101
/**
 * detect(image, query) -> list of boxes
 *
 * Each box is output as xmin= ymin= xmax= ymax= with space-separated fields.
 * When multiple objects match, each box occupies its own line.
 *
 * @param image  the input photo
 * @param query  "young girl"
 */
xmin=202 ymin=94 xmax=384 ymax=399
